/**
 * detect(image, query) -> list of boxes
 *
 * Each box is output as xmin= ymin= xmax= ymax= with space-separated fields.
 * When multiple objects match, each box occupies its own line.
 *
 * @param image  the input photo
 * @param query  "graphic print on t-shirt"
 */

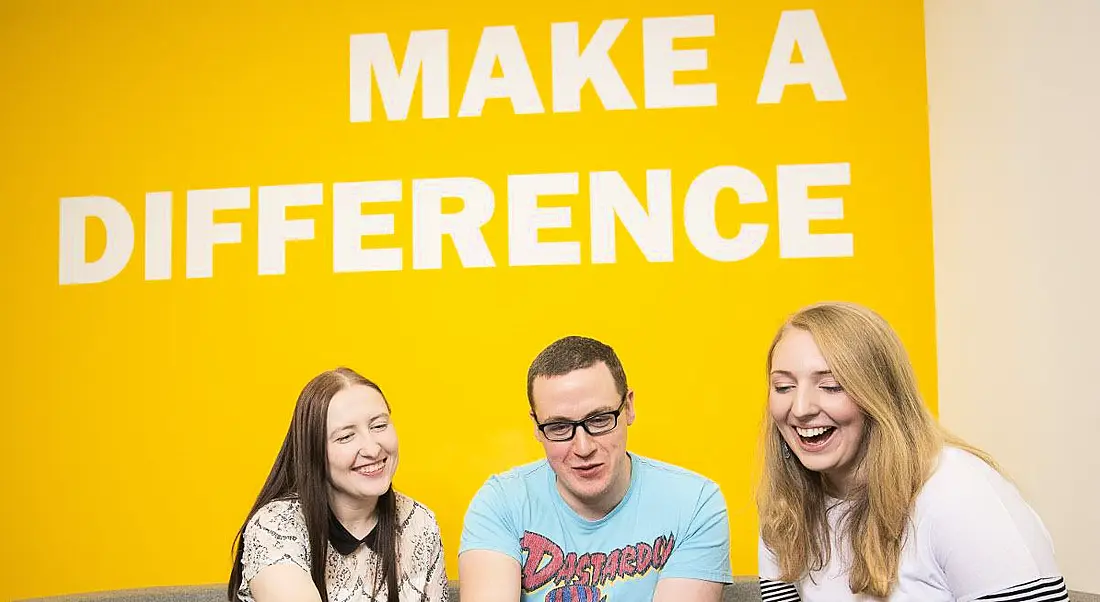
xmin=520 ymin=530 xmax=675 ymax=601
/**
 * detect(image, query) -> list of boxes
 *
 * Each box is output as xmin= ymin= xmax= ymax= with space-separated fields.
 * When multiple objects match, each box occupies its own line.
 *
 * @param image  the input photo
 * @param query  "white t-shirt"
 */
xmin=759 ymin=447 xmax=1068 ymax=601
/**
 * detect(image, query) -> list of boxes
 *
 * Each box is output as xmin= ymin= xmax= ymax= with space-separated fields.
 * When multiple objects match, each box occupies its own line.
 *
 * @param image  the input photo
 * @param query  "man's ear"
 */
xmin=530 ymin=411 xmax=541 ymax=439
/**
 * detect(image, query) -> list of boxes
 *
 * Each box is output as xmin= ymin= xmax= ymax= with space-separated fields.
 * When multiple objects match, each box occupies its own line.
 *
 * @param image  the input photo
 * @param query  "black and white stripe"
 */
xmin=975 ymin=576 xmax=1069 ymax=601
xmin=760 ymin=578 xmax=802 ymax=602
xmin=760 ymin=575 xmax=1067 ymax=601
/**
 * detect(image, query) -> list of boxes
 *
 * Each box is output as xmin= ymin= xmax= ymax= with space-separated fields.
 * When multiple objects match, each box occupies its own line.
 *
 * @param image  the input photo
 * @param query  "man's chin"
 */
xmin=564 ymin=477 xmax=610 ymax=500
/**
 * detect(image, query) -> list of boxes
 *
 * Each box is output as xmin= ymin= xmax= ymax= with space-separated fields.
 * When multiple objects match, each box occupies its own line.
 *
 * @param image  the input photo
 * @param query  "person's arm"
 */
xmin=929 ymin=474 xmax=1068 ymax=602
xmin=420 ymin=516 xmax=452 ymax=602
xmin=652 ymin=482 xmax=733 ymax=602
xmin=240 ymin=502 xmax=323 ymax=602
xmin=249 ymin=566 xmax=323 ymax=602
xmin=458 ymin=477 xmax=524 ymax=602
xmin=458 ymin=550 xmax=522 ymax=602
xmin=652 ymin=578 xmax=723 ymax=602
xmin=757 ymin=537 xmax=802 ymax=602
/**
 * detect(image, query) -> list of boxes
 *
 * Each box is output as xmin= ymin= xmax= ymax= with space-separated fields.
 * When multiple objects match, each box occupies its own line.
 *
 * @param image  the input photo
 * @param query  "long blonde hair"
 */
xmin=756 ymin=302 xmax=995 ymax=597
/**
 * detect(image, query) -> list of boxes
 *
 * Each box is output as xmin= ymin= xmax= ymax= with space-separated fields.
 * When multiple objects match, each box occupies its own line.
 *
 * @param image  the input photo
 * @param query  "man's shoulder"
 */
xmin=460 ymin=458 xmax=551 ymax=554
xmin=473 ymin=458 xmax=550 ymax=500
xmin=633 ymin=453 xmax=720 ymax=490
xmin=493 ymin=457 xmax=550 ymax=483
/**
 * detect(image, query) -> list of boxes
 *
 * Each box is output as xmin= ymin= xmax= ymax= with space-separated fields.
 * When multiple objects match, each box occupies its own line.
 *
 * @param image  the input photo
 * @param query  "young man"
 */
xmin=459 ymin=336 xmax=732 ymax=602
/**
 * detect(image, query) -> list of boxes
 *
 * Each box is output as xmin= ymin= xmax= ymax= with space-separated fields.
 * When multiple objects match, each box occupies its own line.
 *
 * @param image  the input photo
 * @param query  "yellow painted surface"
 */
xmin=0 ymin=1 xmax=934 ymax=598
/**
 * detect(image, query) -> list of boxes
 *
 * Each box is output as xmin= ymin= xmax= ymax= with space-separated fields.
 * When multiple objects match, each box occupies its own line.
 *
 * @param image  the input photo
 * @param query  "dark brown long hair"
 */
xmin=227 ymin=367 xmax=400 ymax=602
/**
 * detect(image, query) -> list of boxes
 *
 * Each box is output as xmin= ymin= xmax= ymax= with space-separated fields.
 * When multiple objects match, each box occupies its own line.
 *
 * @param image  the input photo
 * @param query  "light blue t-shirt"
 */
xmin=460 ymin=453 xmax=732 ymax=602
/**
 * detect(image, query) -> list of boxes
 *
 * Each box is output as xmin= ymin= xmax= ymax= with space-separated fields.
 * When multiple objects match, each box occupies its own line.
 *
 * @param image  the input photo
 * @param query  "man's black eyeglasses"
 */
xmin=534 ymin=394 xmax=627 ymax=442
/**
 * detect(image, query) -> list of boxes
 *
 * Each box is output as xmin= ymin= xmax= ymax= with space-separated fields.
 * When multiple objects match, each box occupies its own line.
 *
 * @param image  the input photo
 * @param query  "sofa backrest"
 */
xmin=19 ymin=580 xmax=1100 ymax=602
xmin=18 ymin=580 xmax=762 ymax=602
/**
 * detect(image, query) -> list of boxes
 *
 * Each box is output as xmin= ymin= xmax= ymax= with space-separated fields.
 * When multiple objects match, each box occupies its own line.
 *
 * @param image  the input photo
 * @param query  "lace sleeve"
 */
xmin=241 ymin=500 xmax=312 ymax=584
xmin=420 ymin=518 xmax=450 ymax=602
xmin=398 ymin=497 xmax=450 ymax=602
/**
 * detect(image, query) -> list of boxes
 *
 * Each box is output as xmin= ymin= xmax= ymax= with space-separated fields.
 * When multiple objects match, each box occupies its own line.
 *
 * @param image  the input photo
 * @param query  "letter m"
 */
xmin=350 ymin=30 xmax=449 ymax=122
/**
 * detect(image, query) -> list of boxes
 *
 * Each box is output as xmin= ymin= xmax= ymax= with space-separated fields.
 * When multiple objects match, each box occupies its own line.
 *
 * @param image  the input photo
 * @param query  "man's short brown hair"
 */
xmin=526 ymin=335 xmax=628 ymax=409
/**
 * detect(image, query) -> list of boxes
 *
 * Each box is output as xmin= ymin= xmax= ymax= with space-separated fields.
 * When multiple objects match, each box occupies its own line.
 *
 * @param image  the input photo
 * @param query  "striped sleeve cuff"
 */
xmin=760 ymin=578 xmax=802 ymax=602
xmin=974 ymin=576 xmax=1069 ymax=601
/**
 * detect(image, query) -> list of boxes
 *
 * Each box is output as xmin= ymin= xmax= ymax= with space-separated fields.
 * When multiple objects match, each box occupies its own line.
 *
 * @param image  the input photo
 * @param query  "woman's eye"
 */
xmin=773 ymin=384 xmax=794 ymax=394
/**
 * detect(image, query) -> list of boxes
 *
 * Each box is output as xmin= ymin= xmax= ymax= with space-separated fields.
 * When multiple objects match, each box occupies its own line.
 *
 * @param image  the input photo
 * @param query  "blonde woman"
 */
xmin=757 ymin=302 xmax=1067 ymax=601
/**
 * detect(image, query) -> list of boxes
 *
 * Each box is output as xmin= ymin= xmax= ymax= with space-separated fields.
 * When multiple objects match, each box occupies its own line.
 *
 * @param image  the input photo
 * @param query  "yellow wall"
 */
xmin=0 ymin=1 xmax=934 ymax=598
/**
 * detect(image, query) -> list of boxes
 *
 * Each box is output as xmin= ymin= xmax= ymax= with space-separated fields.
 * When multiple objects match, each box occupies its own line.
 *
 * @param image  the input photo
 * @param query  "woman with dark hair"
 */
xmin=228 ymin=368 xmax=449 ymax=602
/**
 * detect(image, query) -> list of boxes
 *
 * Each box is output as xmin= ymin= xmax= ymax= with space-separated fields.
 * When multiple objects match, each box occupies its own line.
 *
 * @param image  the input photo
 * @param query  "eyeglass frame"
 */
xmin=531 ymin=392 xmax=629 ymax=442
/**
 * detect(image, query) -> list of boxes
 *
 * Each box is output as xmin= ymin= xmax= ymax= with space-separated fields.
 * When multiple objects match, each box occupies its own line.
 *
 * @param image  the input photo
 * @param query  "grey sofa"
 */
xmin=18 ymin=581 xmax=1100 ymax=602
xmin=22 ymin=580 xmax=762 ymax=602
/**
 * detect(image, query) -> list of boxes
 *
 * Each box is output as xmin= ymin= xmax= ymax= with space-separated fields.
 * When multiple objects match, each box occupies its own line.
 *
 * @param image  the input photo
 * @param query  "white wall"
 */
xmin=926 ymin=0 xmax=1100 ymax=594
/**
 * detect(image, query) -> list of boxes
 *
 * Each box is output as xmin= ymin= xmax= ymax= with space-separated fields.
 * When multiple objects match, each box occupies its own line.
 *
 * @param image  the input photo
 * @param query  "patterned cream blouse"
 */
xmin=237 ymin=492 xmax=449 ymax=602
